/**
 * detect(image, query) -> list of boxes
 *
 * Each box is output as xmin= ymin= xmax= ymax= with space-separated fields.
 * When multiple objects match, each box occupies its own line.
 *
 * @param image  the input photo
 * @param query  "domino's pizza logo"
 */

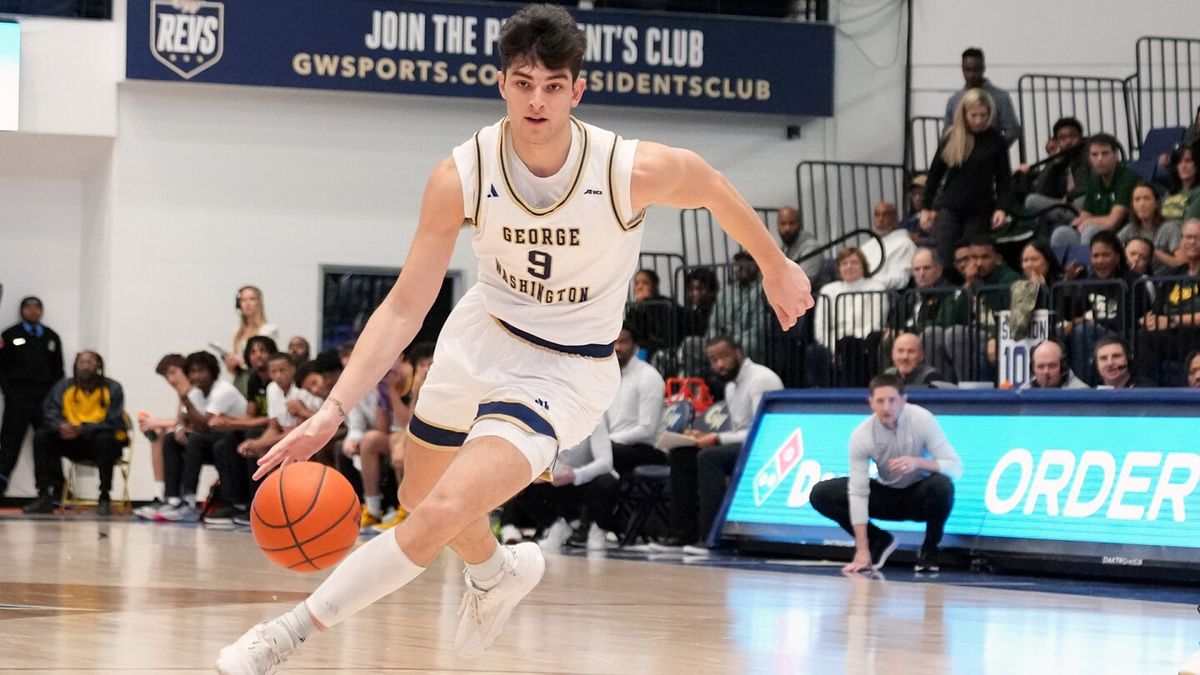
xmin=753 ymin=428 xmax=804 ymax=506
xmin=150 ymin=0 xmax=224 ymax=80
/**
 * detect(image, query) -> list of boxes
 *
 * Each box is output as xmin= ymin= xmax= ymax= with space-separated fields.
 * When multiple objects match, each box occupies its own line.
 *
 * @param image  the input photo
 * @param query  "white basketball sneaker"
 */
xmin=454 ymin=542 xmax=546 ymax=658
xmin=214 ymin=618 xmax=301 ymax=675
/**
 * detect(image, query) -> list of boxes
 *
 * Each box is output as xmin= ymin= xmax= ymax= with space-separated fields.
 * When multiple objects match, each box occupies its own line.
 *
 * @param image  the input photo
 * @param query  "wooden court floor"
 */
xmin=0 ymin=518 xmax=1196 ymax=674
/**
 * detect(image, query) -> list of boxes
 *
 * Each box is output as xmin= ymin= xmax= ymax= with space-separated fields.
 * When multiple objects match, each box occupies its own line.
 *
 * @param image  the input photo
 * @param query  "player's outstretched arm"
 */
xmin=254 ymin=157 xmax=464 ymax=479
xmin=630 ymin=142 xmax=814 ymax=330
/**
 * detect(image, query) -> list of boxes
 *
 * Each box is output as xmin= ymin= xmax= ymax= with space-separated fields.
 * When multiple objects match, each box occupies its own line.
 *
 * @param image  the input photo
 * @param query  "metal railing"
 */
xmin=795 ymin=161 xmax=907 ymax=245
xmin=1017 ymin=74 xmax=1137 ymax=164
xmin=1133 ymin=37 xmax=1200 ymax=138
xmin=1131 ymin=274 xmax=1200 ymax=386
xmin=631 ymin=251 xmax=687 ymax=302
xmin=908 ymin=116 xmax=944 ymax=174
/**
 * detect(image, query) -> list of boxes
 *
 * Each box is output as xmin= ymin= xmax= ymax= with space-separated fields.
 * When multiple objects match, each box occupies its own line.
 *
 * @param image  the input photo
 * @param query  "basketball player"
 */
xmin=215 ymin=5 xmax=812 ymax=672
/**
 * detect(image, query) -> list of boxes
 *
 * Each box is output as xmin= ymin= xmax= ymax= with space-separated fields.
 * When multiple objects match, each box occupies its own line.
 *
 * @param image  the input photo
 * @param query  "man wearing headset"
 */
xmin=1019 ymin=339 xmax=1090 ymax=390
xmin=1094 ymin=335 xmax=1156 ymax=388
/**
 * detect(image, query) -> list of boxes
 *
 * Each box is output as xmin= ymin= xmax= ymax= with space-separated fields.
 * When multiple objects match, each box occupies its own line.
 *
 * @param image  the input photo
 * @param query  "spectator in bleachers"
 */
xmin=663 ymin=336 xmax=782 ymax=551
xmin=883 ymin=333 xmax=944 ymax=388
xmin=1125 ymin=236 xmax=1155 ymax=277
xmin=499 ymin=419 xmax=617 ymax=552
xmin=160 ymin=351 xmax=249 ymax=523
xmin=900 ymin=175 xmax=934 ymax=247
xmin=625 ymin=268 xmax=683 ymax=359
xmin=1118 ymin=183 xmax=1183 ymax=272
xmin=134 ymin=354 xmax=190 ymax=518
xmin=1021 ymin=117 xmax=1089 ymax=233
xmin=1058 ymin=232 xmax=1147 ymax=384
xmin=707 ymin=251 xmax=767 ymax=363
xmin=1050 ymin=134 xmax=1138 ymax=248
xmin=1020 ymin=239 xmax=1065 ymax=288
xmin=1138 ymin=219 xmax=1200 ymax=385
xmin=218 ymin=336 xmax=274 ymax=436
xmin=1020 ymin=339 xmax=1089 ymax=390
xmin=944 ymin=47 xmax=1019 ymax=147
xmin=22 ymin=351 xmax=126 ymax=516
xmin=680 ymin=267 xmax=719 ymax=338
xmin=893 ymin=248 xmax=956 ymax=334
xmin=861 ymin=201 xmax=918 ymax=290
xmin=1186 ymin=350 xmax=1200 ymax=388
xmin=1160 ymin=143 xmax=1199 ymax=220
xmin=813 ymin=247 xmax=888 ymax=387
xmin=236 ymin=353 xmax=321 ymax=461
xmin=606 ymin=323 xmax=666 ymax=476
xmin=777 ymin=206 xmax=823 ymax=279
xmin=1093 ymin=336 xmax=1154 ymax=389
xmin=923 ymin=88 xmax=1013 ymax=282
xmin=287 ymin=336 xmax=311 ymax=365
xmin=225 ymin=285 xmax=278 ymax=376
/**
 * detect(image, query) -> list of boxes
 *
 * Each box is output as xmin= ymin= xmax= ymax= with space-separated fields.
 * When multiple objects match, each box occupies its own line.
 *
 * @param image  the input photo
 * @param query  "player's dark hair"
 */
xmin=499 ymin=4 xmax=587 ymax=78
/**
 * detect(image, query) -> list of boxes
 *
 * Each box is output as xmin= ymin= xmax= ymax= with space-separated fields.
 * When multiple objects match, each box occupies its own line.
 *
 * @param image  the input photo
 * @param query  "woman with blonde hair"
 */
xmin=226 ymin=285 xmax=279 ymax=375
xmin=920 ymin=88 xmax=1013 ymax=282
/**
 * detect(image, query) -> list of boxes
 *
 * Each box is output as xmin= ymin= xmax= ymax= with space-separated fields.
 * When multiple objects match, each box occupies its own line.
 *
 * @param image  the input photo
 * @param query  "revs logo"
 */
xmin=150 ymin=0 xmax=224 ymax=80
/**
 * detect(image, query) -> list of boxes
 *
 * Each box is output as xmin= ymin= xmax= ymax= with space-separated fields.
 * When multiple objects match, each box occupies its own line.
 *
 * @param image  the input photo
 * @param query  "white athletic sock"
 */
xmin=365 ymin=494 xmax=383 ymax=517
xmin=153 ymin=481 xmax=165 ymax=500
xmin=304 ymin=532 xmax=425 ymax=628
xmin=166 ymin=496 xmax=181 ymax=507
xmin=183 ymin=494 xmax=196 ymax=509
xmin=466 ymin=543 xmax=513 ymax=591
xmin=279 ymin=602 xmax=320 ymax=642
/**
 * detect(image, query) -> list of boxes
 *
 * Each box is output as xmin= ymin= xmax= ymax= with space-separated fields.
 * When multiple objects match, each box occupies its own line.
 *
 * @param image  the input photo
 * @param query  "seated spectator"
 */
xmin=1051 ymin=134 xmax=1138 ymax=247
xmin=663 ymin=336 xmax=783 ymax=551
xmin=625 ymin=268 xmax=683 ymax=360
xmin=810 ymin=374 xmax=962 ymax=573
xmin=1187 ymin=350 xmax=1200 ymax=388
xmin=923 ymin=88 xmax=1012 ymax=281
xmin=133 ymin=354 xmax=191 ymax=519
xmin=287 ymin=336 xmax=311 ymax=365
xmin=22 ymin=351 xmax=126 ymax=516
xmin=1159 ymin=142 xmax=1200 ymax=227
xmin=226 ymin=285 xmax=279 ymax=376
xmin=1118 ymin=183 xmax=1183 ymax=272
xmin=1138 ymin=219 xmax=1200 ymax=385
xmin=861 ymin=201 xmax=918 ymax=289
xmin=1019 ymin=339 xmax=1089 ymax=390
xmin=943 ymin=47 xmax=1019 ymax=147
xmin=219 ymin=336 xmax=275 ymax=435
xmin=1094 ymin=335 xmax=1155 ymax=388
xmin=499 ymin=418 xmax=618 ymax=552
xmin=1020 ymin=239 xmax=1064 ymax=288
xmin=1058 ymin=231 xmax=1147 ymax=384
xmin=160 ymin=351 xmax=249 ymax=523
xmin=680 ymin=267 xmax=719 ymax=339
xmin=707 ymin=252 xmax=768 ymax=363
xmin=1125 ymin=236 xmax=1156 ymax=277
xmin=893 ymin=248 xmax=957 ymax=334
xmin=777 ymin=206 xmax=823 ymax=279
xmin=1021 ymin=117 xmax=1089 ymax=234
xmin=606 ymin=324 xmax=666 ymax=476
xmin=884 ymin=332 xmax=945 ymax=388
xmin=812 ymin=247 xmax=889 ymax=386
xmin=900 ymin=175 xmax=933 ymax=247
xmin=236 ymin=354 xmax=320 ymax=460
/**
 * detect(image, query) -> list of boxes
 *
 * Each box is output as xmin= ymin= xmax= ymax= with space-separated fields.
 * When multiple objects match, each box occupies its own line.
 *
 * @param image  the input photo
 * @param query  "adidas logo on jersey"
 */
xmin=582 ymin=188 xmax=604 ymax=195
xmin=486 ymin=184 xmax=500 ymax=198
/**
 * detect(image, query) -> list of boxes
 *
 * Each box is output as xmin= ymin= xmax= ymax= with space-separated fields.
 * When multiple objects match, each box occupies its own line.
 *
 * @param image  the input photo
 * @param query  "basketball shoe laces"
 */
xmin=457 ymin=562 xmax=517 ymax=626
xmin=246 ymin=620 xmax=300 ymax=670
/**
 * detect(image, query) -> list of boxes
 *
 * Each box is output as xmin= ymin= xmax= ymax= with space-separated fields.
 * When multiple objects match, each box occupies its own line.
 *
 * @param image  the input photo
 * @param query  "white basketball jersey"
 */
xmin=451 ymin=117 xmax=645 ymax=347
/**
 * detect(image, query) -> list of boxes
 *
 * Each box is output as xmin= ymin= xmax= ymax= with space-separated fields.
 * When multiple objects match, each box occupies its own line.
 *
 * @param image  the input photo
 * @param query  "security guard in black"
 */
xmin=0 ymin=296 xmax=64 ymax=494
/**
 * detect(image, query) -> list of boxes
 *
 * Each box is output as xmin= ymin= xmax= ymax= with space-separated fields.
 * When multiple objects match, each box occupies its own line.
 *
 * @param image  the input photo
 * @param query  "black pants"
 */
xmin=669 ymin=443 xmax=742 ymax=543
xmin=934 ymin=207 xmax=993 ymax=285
xmin=611 ymin=442 xmax=667 ymax=477
xmin=501 ymin=478 xmax=621 ymax=534
xmin=809 ymin=474 xmax=955 ymax=550
xmin=31 ymin=428 xmax=122 ymax=497
xmin=0 ymin=390 xmax=49 ymax=493
xmin=162 ymin=430 xmax=244 ymax=503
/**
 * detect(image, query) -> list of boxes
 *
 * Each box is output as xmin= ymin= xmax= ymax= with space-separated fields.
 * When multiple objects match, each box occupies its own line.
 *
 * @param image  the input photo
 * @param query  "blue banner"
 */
xmin=124 ymin=1 xmax=834 ymax=116
xmin=721 ymin=390 xmax=1200 ymax=566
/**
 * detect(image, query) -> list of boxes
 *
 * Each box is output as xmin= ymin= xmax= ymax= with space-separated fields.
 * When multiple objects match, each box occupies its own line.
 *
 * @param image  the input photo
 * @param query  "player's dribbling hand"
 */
xmin=761 ymin=258 xmax=814 ymax=331
xmin=254 ymin=406 xmax=343 ymax=480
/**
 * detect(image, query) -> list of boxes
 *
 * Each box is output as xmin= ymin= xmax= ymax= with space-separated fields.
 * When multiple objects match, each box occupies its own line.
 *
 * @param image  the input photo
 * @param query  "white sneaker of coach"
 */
xmin=586 ymin=523 xmax=608 ymax=551
xmin=454 ymin=542 xmax=546 ymax=658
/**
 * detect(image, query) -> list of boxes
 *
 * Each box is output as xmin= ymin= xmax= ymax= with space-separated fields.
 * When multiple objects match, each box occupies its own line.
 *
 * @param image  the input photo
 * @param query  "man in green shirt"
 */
xmin=1051 ymin=133 xmax=1139 ymax=247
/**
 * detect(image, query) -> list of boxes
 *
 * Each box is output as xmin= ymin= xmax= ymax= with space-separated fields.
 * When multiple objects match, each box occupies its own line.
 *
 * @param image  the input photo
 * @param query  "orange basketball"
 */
xmin=250 ymin=461 xmax=360 ymax=572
